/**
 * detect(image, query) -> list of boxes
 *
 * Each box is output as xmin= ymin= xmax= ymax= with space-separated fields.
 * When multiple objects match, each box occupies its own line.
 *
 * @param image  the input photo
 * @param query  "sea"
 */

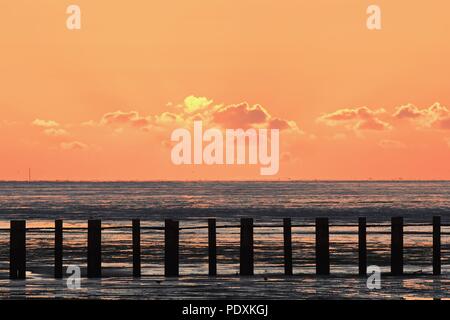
xmin=0 ymin=181 xmax=449 ymax=299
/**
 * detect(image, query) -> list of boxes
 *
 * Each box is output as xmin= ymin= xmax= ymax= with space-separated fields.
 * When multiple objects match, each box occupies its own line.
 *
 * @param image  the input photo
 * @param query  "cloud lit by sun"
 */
xmin=1 ymin=1 xmax=450 ymax=180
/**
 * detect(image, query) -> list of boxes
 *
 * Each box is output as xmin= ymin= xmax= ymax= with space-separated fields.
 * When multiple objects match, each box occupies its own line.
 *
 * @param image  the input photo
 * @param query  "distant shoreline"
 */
xmin=1 ymin=180 xmax=450 ymax=183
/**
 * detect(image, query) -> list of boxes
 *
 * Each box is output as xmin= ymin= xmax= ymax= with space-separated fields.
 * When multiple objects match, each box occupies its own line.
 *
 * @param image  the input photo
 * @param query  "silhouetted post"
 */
xmin=164 ymin=219 xmax=179 ymax=277
xmin=132 ymin=219 xmax=141 ymax=277
xmin=10 ymin=220 xmax=26 ymax=279
xmin=433 ymin=216 xmax=441 ymax=276
xmin=240 ymin=218 xmax=254 ymax=276
xmin=283 ymin=218 xmax=293 ymax=275
xmin=358 ymin=217 xmax=367 ymax=276
xmin=315 ymin=218 xmax=330 ymax=275
xmin=54 ymin=220 xmax=63 ymax=279
xmin=87 ymin=219 xmax=102 ymax=278
xmin=208 ymin=219 xmax=217 ymax=276
xmin=391 ymin=217 xmax=403 ymax=276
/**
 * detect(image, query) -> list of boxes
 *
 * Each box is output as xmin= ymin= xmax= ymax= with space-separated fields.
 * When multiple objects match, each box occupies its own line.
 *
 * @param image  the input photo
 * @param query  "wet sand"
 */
xmin=0 ymin=219 xmax=449 ymax=299
xmin=1 ymin=274 xmax=449 ymax=300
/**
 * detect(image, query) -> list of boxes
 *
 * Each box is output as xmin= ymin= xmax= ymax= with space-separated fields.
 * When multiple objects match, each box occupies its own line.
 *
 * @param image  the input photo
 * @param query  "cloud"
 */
xmin=60 ymin=141 xmax=88 ymax=150
xmin=79 ymin=96 xmax=303 ymax=158
xmin=355 ymin=118 xmax=392 ymax=131
xmin=32 ymin=119 xmax=60 ymax=128
xmin=317 ymin=106 xmax=391 ymax=131
xmin=154 ymin=112 xmax=184 ymax=126
xmin=269 ymin=118 xmax=292 ymax=130
xmin=437 ymin=118 xmax=450 ymax=129
xmin=87 ymin=95 xmax=300 ymax=134
xmin=318 ymin=106 xmax=385 ymax=121
xmin=392 ymin=104 xmax=425 ymax=119
xmin=206 ymin=102 xmax=299 ymax=132
xmin=44 ymin=128 xmax=69 ymax=137
xmin=213 ymin=103 xmax=270 ymax=128
xmin=94 ymin=109 xmax=183 ymax=130
xmin=432 ymin=107 xmax=450 ymax=129
xmin=393 ymin=102 xmax=450 ymax=130
xmin=100 ymin=110 xmax=151 ymax=128
xmin=183 ymin=95 xmax=213 ymax=113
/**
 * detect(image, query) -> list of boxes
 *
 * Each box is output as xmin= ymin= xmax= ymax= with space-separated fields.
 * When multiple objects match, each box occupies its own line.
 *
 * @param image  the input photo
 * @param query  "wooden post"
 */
xmin=391 ymin=217 xmax=403 ymax=276
xmin=358 ymin=217 xmax=367 ymax=276
xmin=433 ymin=216 xmax=441 ymax=276
xmin=164 ymin=219 xmax=179 ymax=277
xmin=283 ymin=218 xmax=293 ymax=275
xmin=55 ymin=219 xmax=63 ymax=279
xmin=10 ymin=220 xmax=26 ymax=279
xmin=132 ymin=219 xmax=141 ymax=277
xmin=87 ymin=219 xmax=102 ymax=278
xmin=240 ymin=218 xmax=254 ymax=276
xmin=208 ymin=219 xmax=217 ymax=276
xmin=315 ymin=218 xmax=330 ymax=275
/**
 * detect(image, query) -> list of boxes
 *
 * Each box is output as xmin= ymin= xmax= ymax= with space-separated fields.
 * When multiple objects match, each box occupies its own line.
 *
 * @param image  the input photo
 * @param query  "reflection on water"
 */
xmin=0 ymin=275 xmax=449 ymax=300
xmin=0 ymin=181 xmax=450 ymax=221
xmin=0 ymin=181 xmax=449 ymax=299
xmin=0 ymin=219 xmax=448 ymax=299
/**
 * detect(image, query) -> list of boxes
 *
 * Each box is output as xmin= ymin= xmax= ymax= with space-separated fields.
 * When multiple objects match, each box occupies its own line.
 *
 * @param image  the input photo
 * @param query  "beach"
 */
xmin=0 ymin=181 xmax=449 ymax=299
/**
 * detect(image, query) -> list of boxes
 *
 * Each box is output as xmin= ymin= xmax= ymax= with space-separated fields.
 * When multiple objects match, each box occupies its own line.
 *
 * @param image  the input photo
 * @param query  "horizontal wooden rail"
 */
xmin=3 ymin=216 xmax=446 ymax=280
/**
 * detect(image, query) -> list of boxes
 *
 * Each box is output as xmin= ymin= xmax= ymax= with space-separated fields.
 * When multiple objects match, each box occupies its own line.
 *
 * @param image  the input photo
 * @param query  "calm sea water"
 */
xmin=0 ymin=181 xmax=449 ymax=221
xmin=0 ymin=181 xmax=449 ymax=299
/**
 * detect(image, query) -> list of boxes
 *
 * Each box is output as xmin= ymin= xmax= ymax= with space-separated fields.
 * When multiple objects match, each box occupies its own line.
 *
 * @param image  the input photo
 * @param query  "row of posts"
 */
xmin=9 ymin=216 xmax=442 ymax=279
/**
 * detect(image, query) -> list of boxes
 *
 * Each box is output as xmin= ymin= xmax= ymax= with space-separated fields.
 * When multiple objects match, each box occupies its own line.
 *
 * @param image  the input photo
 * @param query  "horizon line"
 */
xmin=1 ymin=179 xmax=450 ymax=183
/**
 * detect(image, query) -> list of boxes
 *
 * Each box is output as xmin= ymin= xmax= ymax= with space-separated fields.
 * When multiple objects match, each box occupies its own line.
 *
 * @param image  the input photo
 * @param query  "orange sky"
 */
xmin=1 ymin=0 xmax=450 ymax=180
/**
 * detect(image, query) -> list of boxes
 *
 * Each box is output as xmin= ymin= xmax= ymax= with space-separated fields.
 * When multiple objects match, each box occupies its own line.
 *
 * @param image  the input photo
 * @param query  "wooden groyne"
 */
xmin=5 ymin=216 xmax=446 ymax=280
